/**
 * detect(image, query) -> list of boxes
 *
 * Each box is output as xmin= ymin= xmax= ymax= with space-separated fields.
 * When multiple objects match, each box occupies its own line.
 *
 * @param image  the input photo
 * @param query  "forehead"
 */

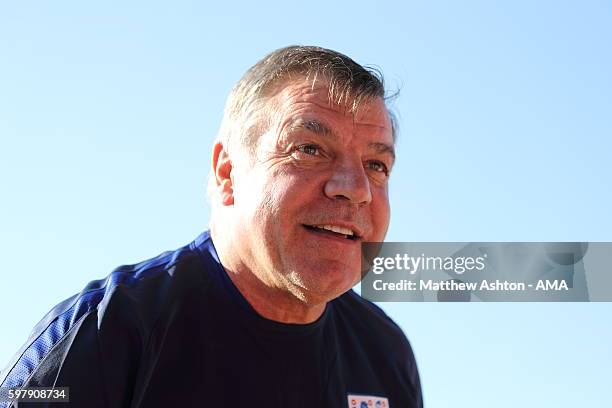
xmin=266 ymin=78 xmax=393 ymax=140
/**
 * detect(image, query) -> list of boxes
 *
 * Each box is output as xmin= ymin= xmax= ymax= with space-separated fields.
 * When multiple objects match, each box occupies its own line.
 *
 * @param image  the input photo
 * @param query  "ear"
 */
xmin=211 ymin=140 xmax=234 ymax=206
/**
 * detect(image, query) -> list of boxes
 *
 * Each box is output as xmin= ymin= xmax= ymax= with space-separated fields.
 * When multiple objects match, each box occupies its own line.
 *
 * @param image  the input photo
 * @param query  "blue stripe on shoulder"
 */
xmin=0 ymin=242 xmax=195 ymax=396
xmin=1 ymin=288 xmax=104 ymax=391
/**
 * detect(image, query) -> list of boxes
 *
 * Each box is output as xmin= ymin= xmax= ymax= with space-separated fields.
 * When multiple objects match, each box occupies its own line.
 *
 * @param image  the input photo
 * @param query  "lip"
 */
xmin=302 ymin=223 xmax=364 ymax=244
xmin=306 ymin=222 xmax=364 ymax=239
xmin=303 ymin=225 xmax=362 ymax=245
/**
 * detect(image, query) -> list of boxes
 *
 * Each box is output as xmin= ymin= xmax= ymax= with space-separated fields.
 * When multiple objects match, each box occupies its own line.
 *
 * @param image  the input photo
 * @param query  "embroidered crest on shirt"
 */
xmin=347 ymin=393 xmax=389 ymax=408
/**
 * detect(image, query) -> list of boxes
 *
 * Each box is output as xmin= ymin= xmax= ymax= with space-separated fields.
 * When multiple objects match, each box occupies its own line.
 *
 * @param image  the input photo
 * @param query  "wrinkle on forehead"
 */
xmin=305 ymin=99 xmax=392 ymax=132
xmin=270 ymin=80 xmax=393 ymax=136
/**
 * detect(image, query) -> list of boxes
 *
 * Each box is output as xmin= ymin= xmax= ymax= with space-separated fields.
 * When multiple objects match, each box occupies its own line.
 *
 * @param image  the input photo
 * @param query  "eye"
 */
xmin=366 ymin=160 xmax=389 ymax=175
xmin=296 ymin=144 xmax=321 ymax=156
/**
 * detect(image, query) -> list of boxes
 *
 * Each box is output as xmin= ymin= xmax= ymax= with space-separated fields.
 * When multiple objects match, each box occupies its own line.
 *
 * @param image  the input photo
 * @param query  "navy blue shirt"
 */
xmin=1 ymin=232 xmax=422 ymax=407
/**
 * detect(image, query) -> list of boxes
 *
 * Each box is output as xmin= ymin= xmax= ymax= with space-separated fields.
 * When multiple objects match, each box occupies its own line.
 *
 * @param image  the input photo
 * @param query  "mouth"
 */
xmin=302 ymin=224 xmax=361 ymax=241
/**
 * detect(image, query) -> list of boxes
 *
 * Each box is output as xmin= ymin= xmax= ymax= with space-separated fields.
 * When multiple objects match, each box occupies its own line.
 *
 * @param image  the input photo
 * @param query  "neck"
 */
xmin=210 ymin=225 xmax=326 ymax=324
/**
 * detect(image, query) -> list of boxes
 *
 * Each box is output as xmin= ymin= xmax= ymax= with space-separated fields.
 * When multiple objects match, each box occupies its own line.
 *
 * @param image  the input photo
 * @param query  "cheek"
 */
xmin=245 ymin=172 xmax=300 ymax=227
xmin=371 ymin=191 xmax=391 ymax=238
xmin=268 ymin=167 xmax=318 ymax=203
xmin=233 ymin=170 xmax=277 ymax=225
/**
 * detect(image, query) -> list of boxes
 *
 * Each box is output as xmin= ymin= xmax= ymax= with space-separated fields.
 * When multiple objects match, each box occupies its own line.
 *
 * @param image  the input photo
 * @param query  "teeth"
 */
xmin=315 ymin=224 xmax=354 ymax=236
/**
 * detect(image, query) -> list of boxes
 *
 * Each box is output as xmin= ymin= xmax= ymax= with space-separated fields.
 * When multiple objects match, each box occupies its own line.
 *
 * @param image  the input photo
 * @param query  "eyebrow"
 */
xmin=291 ymin=119 xmax=335 ymax=138
xmin=289 ymin=118 xmax=395 ymax=160
xmin=369 ymin=142 xmax=396 ymax=161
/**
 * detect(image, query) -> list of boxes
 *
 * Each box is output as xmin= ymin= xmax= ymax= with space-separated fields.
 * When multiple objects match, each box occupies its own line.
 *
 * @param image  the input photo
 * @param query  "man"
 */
xmin=1 ymin=46 xmax=422 ymax=407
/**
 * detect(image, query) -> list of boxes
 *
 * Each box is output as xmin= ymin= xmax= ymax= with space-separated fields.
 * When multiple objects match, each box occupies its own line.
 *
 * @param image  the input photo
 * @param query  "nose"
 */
xmin=324 ymin=159 xmax=372 ymax=205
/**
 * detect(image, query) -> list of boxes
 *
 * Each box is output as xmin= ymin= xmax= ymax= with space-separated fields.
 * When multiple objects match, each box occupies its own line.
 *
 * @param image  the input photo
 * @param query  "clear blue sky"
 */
xmin=1 ymin=1 xmax=611 ymax=406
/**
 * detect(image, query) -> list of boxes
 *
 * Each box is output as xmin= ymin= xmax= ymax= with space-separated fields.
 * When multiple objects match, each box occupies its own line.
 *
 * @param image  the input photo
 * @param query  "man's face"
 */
xmin=230 ymin=78 xmax=394 ymax=303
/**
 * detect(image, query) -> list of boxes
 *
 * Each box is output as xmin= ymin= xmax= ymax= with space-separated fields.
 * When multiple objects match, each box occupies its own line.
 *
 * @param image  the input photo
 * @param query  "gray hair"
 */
xmin=217 ymin=45 xmax=397 ymax=157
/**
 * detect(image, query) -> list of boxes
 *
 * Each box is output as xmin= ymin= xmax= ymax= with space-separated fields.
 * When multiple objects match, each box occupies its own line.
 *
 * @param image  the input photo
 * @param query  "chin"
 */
xmin=294 ymin=265 xmax=360 ymax=301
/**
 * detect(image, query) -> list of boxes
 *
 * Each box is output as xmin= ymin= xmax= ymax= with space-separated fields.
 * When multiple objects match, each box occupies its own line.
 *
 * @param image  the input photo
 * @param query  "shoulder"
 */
xmin=0 ymin=233 xmax=209 ymax=389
